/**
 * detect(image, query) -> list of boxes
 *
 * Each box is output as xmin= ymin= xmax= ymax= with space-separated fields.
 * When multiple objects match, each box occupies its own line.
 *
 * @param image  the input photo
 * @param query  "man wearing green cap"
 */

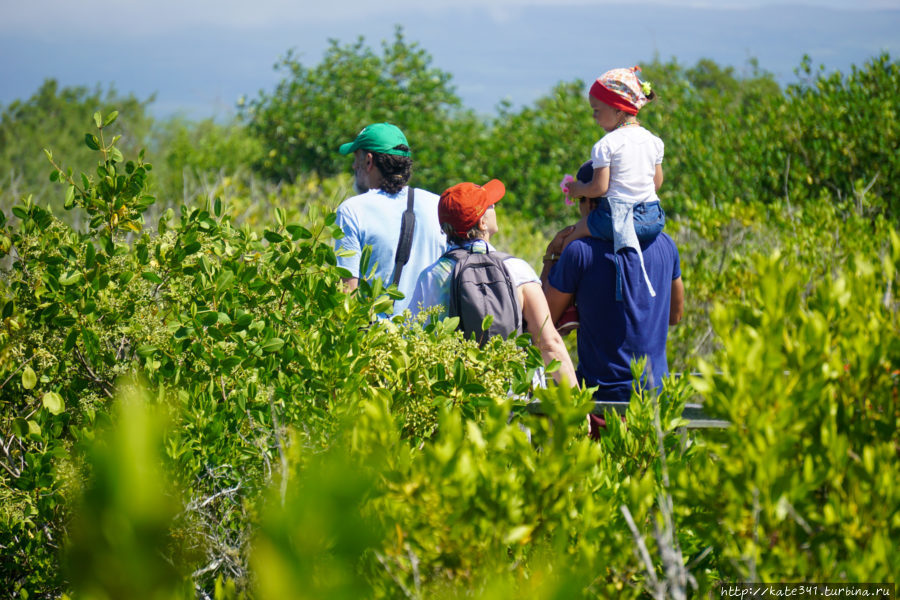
xmin=335 ymin=123 xmax=446 ymax=317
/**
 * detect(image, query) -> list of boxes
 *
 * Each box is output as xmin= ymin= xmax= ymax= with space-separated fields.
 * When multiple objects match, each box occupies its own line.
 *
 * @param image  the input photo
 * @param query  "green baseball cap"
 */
xmin=338 ymin=123 xmax=411 ymax=157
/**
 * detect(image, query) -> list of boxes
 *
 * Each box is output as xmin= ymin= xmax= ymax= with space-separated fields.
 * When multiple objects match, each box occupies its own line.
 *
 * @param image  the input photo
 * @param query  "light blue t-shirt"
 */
xmin=334 ymin=186 xmax=446 ymax=317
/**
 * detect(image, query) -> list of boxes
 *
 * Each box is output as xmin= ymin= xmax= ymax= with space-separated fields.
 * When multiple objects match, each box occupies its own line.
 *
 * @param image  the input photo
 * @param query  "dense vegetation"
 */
xmin=0 ymin=27 xmax=897 ymax=598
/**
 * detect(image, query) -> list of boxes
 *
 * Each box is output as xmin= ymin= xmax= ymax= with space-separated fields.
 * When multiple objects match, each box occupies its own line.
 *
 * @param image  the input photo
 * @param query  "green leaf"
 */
xmin=504 ymin=525 xmax=534 ymax=545
xmin=51 ymin=315 xmax=77 ymax=327
xmin=264 ymin=231 xmax=284 ymax=243
xmin=136 ymin=345 xmax=158 ymax=357
xmin=64 ymin=328 xmax=79 ymax=352
xmin=141 ymin=271 xmax=163 ymax=284
xmin=22 ymin=366 xmax=37 ymax=390
xmin=11 ymin=418 xmax=28 ymax=438
xmin=215 ymin=271 xmax=235 ymax=294
xmin=197 ymin=311 xmax=219 ymax=326
xmin=261 ymin=338 xmax=285 ymax=353
xmin=100 ymin=235 xmax=114 ymax=255
xmin=42 ymin=391 xmax=65 ymax=415
xmin=85 ymin=133 xmax=100 ymax=150
xmin=93 ymin=111 xmax=102 ymax=128
xmin=214 ymin=197 xmax=222 ymax=217
xmin=59 ymin=271 xmax=84 ymax=286
xmin=286 ymin=224 xmax=313 ymax=240
xmin=103 ymin=110 xmax=119 ymax=127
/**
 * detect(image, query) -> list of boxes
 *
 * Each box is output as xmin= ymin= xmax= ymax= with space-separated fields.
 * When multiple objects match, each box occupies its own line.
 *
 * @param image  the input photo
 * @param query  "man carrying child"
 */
xmin=542 ymin=161 xmax=684 ymax=436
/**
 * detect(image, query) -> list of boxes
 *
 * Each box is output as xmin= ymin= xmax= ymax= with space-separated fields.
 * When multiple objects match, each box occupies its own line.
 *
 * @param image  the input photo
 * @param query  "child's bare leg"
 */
xmin=561 ymin=216 xmax=591 ymax=250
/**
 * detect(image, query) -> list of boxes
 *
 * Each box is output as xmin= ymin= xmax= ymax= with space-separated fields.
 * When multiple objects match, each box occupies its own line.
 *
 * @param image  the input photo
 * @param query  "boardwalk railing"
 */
xmin=524 ymin=400 xmax=730 ymax=429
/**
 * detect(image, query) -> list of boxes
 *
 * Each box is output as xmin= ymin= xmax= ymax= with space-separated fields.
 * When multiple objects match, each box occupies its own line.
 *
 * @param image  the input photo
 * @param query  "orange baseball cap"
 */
xmin=438 ymin=180 xmax=506 ymax=237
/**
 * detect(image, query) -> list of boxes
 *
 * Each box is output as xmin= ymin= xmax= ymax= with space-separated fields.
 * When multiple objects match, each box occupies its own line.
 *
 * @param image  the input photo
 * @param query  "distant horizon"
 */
xmin=1 ymin=1 xmax=897 ymax=121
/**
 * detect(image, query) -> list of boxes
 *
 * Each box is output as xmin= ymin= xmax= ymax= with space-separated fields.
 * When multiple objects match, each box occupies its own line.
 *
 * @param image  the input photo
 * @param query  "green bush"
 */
xmin=243 ymin=26 xmax=479 ymax=185
xmin=2 ymin=46 xmax=899 ymax=598
xmin=0 ymin=115 xmax=576 ymax=596
xmin=0 ymin=80 xmax=154 ymax=216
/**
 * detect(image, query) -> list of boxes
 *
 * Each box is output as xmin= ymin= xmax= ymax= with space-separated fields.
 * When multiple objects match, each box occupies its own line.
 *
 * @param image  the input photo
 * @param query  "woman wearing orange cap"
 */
xmin=410 ymin=179 xmax=577 ymax=388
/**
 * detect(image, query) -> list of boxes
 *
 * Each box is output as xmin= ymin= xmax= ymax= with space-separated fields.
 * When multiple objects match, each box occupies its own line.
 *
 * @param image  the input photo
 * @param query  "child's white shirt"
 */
xmin=590 ymin=126 xmax=664 ymax=205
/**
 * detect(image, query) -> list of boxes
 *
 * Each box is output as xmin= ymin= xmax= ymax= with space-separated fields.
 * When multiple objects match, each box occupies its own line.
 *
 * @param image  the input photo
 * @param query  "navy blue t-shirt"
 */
xmin=549 ymin=233 xmax=681 ymax=401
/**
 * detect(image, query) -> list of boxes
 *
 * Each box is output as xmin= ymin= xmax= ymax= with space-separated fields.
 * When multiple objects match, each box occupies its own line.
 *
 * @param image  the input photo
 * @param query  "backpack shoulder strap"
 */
xmin=489 ymin=251 xmax=521 ymax=333
xmin=391 ymin=187 xmax=416 ymax=286
xmin=442 ymin=246 xmax=469 ymax=261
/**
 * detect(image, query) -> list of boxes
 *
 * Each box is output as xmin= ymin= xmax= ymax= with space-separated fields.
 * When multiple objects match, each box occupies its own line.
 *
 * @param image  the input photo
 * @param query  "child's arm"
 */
xmin=567 ymin=166 xmax=609 ymax=199
xmin=654 ymin=163 xmax=664 ymax=191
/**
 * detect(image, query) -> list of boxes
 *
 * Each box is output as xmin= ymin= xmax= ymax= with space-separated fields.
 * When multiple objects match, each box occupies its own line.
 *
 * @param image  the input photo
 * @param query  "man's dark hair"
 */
xmin=371 ymin=145 xmax=413 ymax=195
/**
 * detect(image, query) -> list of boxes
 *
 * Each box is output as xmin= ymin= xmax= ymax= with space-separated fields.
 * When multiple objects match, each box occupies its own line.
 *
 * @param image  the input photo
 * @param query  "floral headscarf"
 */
xmin=589 ymin=66 xmax=653 ymax=115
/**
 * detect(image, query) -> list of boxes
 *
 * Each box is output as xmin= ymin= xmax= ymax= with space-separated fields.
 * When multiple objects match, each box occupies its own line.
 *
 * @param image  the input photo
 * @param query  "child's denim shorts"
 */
xmin=586 ymin=198 xmax=665 ymax=243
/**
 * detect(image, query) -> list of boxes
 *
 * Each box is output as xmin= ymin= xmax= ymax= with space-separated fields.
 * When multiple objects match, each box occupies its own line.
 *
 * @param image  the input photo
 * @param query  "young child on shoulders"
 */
xmin=562 ymin=66 xmax=665 ymax=299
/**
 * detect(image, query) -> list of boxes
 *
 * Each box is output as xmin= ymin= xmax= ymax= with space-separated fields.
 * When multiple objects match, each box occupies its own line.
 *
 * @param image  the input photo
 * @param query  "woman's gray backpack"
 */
xmin=444 ymin=247 xmax=522 ymax=345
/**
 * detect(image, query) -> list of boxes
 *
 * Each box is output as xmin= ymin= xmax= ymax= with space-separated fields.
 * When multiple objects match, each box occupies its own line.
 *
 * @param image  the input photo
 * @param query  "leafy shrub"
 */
xmin=2 ymin=46 xmax=899 ymax=598
xmin=684 ymin=235 xmax=900 ymax=582
xmin=0 ymin=79 xmax=153 ymax=215
xmin=243 ymin=26 xmax=478 ymax=185
xmin=150 ymin=116 xmax=265 ymax=207
xmin=0 ymin=114 xmax=585 ymax=597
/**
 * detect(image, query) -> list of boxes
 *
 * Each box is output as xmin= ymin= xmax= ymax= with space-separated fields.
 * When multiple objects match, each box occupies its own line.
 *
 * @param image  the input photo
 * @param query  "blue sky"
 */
xmin=1 ymin=0 xmax=898 ymax=120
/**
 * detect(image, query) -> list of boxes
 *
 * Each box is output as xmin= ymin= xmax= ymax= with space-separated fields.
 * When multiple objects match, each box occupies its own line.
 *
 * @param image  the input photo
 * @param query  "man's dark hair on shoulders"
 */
xmin=371 ymin=145 xmax=412 ymax=194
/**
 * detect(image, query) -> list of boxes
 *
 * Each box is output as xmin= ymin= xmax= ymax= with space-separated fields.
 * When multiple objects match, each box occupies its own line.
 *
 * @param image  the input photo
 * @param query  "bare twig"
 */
xmin=374 ymin=551 xmax=417 ymax=599
xmin=778 ymin=497 xmax=813 ymax=536
xmin=621 ymin=504 xmax=660 ymax=593
xmin=692 ymin=325 xmax=714 ymax=356
xmin=854 ymin=172 xmax=880 ymax=214
xmin=686 ymin=546 xmax=714 ymax=572
xmin=73 ymin=347 xmax=114 ymax=398
xmin=152 ymin=272 xmax=171 ymax=299
xmin=883 ymin=278 xmax=893 ymax=310
xmin=268 ymin=392 xmax=289 ymax=506
xmin=192 ymin=558 xmax=223 ymax=579
xmin=219 ymin=377 xmax=229 ymax=404
xmin=0 ymin=434 xmax=23 ymax=478
xmin=407 ymin=547 xmax=422 ymax=598
xmin=748 ymin=487 xmax=760 ymax=582
xmin=783 ymin=154 xmax=792 ymax=210
xmin=181 ymin=484 xmax=242 ymax=516
xmin=115 ymin=335 xmax=129 ymax=361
